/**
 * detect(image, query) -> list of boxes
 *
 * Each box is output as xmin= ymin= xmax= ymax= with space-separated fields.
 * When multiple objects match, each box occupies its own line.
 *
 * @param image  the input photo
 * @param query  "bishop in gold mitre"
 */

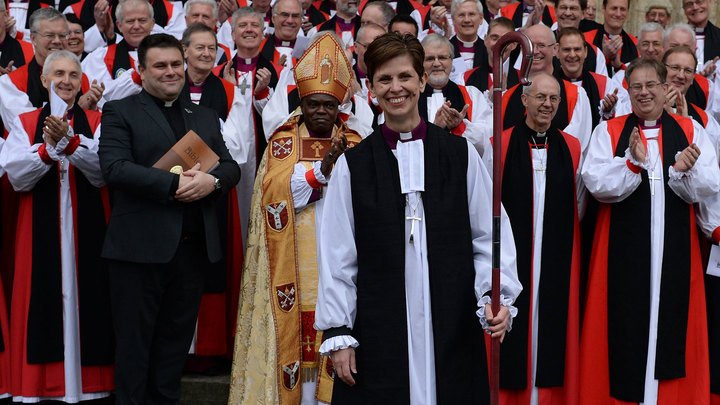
xmin=228 ymin=32 xmax=363 ymax=405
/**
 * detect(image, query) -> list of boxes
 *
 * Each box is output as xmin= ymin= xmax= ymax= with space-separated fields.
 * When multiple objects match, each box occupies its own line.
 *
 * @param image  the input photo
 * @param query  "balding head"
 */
xmin=525 ymin=24 xmax=557 ymax=74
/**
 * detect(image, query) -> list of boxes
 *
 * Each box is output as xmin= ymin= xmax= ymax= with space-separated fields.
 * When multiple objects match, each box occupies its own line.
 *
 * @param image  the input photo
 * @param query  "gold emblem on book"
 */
xmin=170 ymin=165 xmax=183 ymax=175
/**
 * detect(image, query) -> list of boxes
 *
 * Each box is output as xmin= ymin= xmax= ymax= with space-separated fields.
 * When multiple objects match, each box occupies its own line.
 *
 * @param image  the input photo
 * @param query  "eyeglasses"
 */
xmin=275 ymin=11 xmax=302 ymax=19
xmin=628 ymin=81 xmax=663 ymax=93
xmin=355 ymin=40 xmax=368 ymax=48
xmin=639 ymin=41 xmax=662 ymax=48
xmin=646 ymin=10 xmax=668 ymax=17
xmin=424 ymin=55 xmax=452 ymax=63
xmin=35 ymin=31 xmax=69 ymax=40
xmin=665 ymin=64 xmax=695 ymax=76
xmin=534 ymin=42 xmax=556 ymax=50
xmin=682 ymin=0 xmax=705 ymax=8
xmin=528 ymin=93 xmax=561 ymax=104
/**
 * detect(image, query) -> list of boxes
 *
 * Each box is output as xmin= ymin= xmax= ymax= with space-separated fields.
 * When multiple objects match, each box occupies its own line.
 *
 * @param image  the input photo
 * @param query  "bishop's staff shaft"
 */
xmin=490 ymin=32 xmax=533 ymax=405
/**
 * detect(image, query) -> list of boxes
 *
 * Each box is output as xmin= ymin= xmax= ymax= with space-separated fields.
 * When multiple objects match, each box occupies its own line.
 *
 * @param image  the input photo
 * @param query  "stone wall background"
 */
xmin=587 ymin=0 xmax=720 ymax=36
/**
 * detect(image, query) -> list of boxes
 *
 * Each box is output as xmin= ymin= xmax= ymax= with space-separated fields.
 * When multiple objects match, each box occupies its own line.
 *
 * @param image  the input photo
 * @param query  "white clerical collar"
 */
xmin=399 ymin=131 xmax=413 ymax=141
xmin=342 ymin=17 xmax=353 ymax=23
xmin=461 ymin=40 xmax=476 ymax=48
xmin=695 ymin=26 xmax=705 ymax=33
xmin=244 ymin=57 xmax=253 ymax=64
xmin=432 ymin=88 xmax=442 ymax=93
xmin=535 ymin=131 xmax=546 ymax=137
xmin=281 ymin=40 xmax=291 ymax=47
xmin=640 ymin=119 xmax=658 ymax=127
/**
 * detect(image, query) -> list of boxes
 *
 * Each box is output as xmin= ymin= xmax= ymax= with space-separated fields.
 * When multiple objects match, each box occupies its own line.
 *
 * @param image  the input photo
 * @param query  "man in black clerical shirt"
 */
xmin=98 ymin=33 xmax=240 ymax=405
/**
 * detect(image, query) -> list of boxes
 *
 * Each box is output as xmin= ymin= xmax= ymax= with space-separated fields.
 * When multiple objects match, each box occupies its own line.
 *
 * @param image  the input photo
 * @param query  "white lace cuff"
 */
xmin=669 ymin=151 xmax=698 ymax=180
xmin=319 ymin=335 xmax=359 ymax=356
xmin=598 ymin=103 xmax=614 ymax=120
xmin=476 ymin=294 xmax=517 ymax=333
xmin=624 ymin=147 xmax=651 ymax=171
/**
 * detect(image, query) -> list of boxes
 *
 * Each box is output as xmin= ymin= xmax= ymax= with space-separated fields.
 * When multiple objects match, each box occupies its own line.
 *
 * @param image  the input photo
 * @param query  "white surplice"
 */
xmin=314 ymin=135 xmax=522 ymax=405
xmin=484 ymin=132 xmax=585 ymax=405
xmin=580 ymin=118 xmax=720 ymax=405
xmin=0 ymin=110 xmax=108 ymax=403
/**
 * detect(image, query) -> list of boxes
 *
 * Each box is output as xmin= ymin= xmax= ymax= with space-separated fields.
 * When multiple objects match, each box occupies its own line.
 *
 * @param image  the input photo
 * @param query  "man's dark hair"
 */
xmin=365 ymin=32 xmax=424 ymax=83
xmin=662 ymin=45 xmax=697 ymax=68
xmin=487 ymin=16 xmax=514 ymax=34
xmin=557 ymin=26 xmax=587 ymax=45
xmin=602 ymin=0 xmax=629 ymax=9
xmin=181 ymin=22 xmax=217 ymax=47
xmin=138 ymin=33 xmax=184 ymax=68
xmin=64 ymin=13 xmax=82 ymax=26
xmin=363 ymin=1 xmax=396 ymax=26
xmin=625 ymin=57 xmax=667 ymax=84
xmin=560 ymin=0 xmax=588 ymax=10
xmin=388 ymin=14 xmax=419 ymax=37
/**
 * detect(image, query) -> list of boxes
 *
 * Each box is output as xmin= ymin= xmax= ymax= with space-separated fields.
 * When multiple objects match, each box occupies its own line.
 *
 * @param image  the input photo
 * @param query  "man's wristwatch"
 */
xmin=213 ymin=175 xmax=222 ymax=190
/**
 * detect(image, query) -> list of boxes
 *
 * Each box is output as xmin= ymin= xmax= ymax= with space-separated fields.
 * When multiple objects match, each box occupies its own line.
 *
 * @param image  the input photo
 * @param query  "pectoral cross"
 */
xmin=238 ymin=77 xmax=251 ymax=95
xmin=311 ymin=141 xmax=324 ymax=158
xmin=59 ymin=159 xmax=66 ymax=180
xmin=406 ymin=194 xmax=422 ymax=244
xmin=406 ymin=214 xmax=422 ymax=244
xmin=648 ymin=169 xmax=661 ymax=196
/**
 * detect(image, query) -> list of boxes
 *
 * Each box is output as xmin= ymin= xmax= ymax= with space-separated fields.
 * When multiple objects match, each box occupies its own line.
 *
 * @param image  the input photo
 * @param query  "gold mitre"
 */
xmin=294 ymin=32 xmax=351 ymax=102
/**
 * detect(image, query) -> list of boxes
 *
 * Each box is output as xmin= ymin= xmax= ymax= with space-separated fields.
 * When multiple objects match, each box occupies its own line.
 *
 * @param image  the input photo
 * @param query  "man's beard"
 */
xmin=428 ymin=71 xmax=449 ymax=88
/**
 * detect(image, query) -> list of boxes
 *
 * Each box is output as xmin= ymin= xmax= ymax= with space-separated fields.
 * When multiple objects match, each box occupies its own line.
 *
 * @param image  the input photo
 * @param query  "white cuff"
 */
xmin=312 ymin=160 xmax=329 ymax=184
xmin=476 ymin=294 xmax=517 ymax=333
xmin=624 ymin=147 xmax=651 ymax=171
xmin=319 ymin=335 xmax=359 ymax=356
xmin=669 ymin=151 xmax=698 ymax=180
xmin=599 ymin=103 xmax=614 ymax=120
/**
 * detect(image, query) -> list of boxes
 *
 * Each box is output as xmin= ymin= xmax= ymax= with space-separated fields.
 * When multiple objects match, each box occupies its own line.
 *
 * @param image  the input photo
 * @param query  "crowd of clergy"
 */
xmin=0 ymin=0 xmax=719 ymax=402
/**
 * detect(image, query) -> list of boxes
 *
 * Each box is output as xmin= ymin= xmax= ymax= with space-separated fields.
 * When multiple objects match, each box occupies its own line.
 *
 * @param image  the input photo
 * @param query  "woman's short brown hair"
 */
xmin=364 ymin=33 xmax=425 ymax=84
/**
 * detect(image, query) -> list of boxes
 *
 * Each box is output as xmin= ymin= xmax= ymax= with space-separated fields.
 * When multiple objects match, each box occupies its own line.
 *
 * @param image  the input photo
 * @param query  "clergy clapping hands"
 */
xmin=630 ymin=126 xmax=701 ymax=172
xmin=433 ymin=101 xmax=469 ymax=131
xmin=42 ymin=114 xmax=70 ymax=147
xmin=628 ymin=127 xmax=646 ymax=163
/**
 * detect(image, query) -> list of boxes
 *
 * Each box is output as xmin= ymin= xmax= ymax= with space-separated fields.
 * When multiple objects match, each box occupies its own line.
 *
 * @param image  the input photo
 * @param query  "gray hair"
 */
xmin=29 ymin=7 xmax=67 ymax=34
xmin=184 ymin=0 xmax=218 ymax=19
xmin=451 ymin=0 xmax=484 ymax=16
xmin=421 ymin=33 xmax=455 ymax=57
xmin=116 ymin=0 xmax=154 ymax=23
xmin=232 ymin=6 xmax=265 ymax=28
xmin=363 ymin=1 xmax=396 ymax=26
xmin=645 ymin=0 xmax=672 ymax=14
xmin=42 ymin=50 xmax=82 ymax=75
xmin=638 ymin=22 xmax=664 ymax=38
xmin=272 ymin=0 xmax=303 ymax=15
xmin=663 ymin=22 xmax=696 ymax=45
xmin=356 ymin=21 xmax=386 ymax=43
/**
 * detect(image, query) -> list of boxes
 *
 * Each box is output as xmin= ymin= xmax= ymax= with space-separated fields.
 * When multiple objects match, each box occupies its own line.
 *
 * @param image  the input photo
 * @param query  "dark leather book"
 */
xmin=152 ymin=130 xmax=220 ymax=174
